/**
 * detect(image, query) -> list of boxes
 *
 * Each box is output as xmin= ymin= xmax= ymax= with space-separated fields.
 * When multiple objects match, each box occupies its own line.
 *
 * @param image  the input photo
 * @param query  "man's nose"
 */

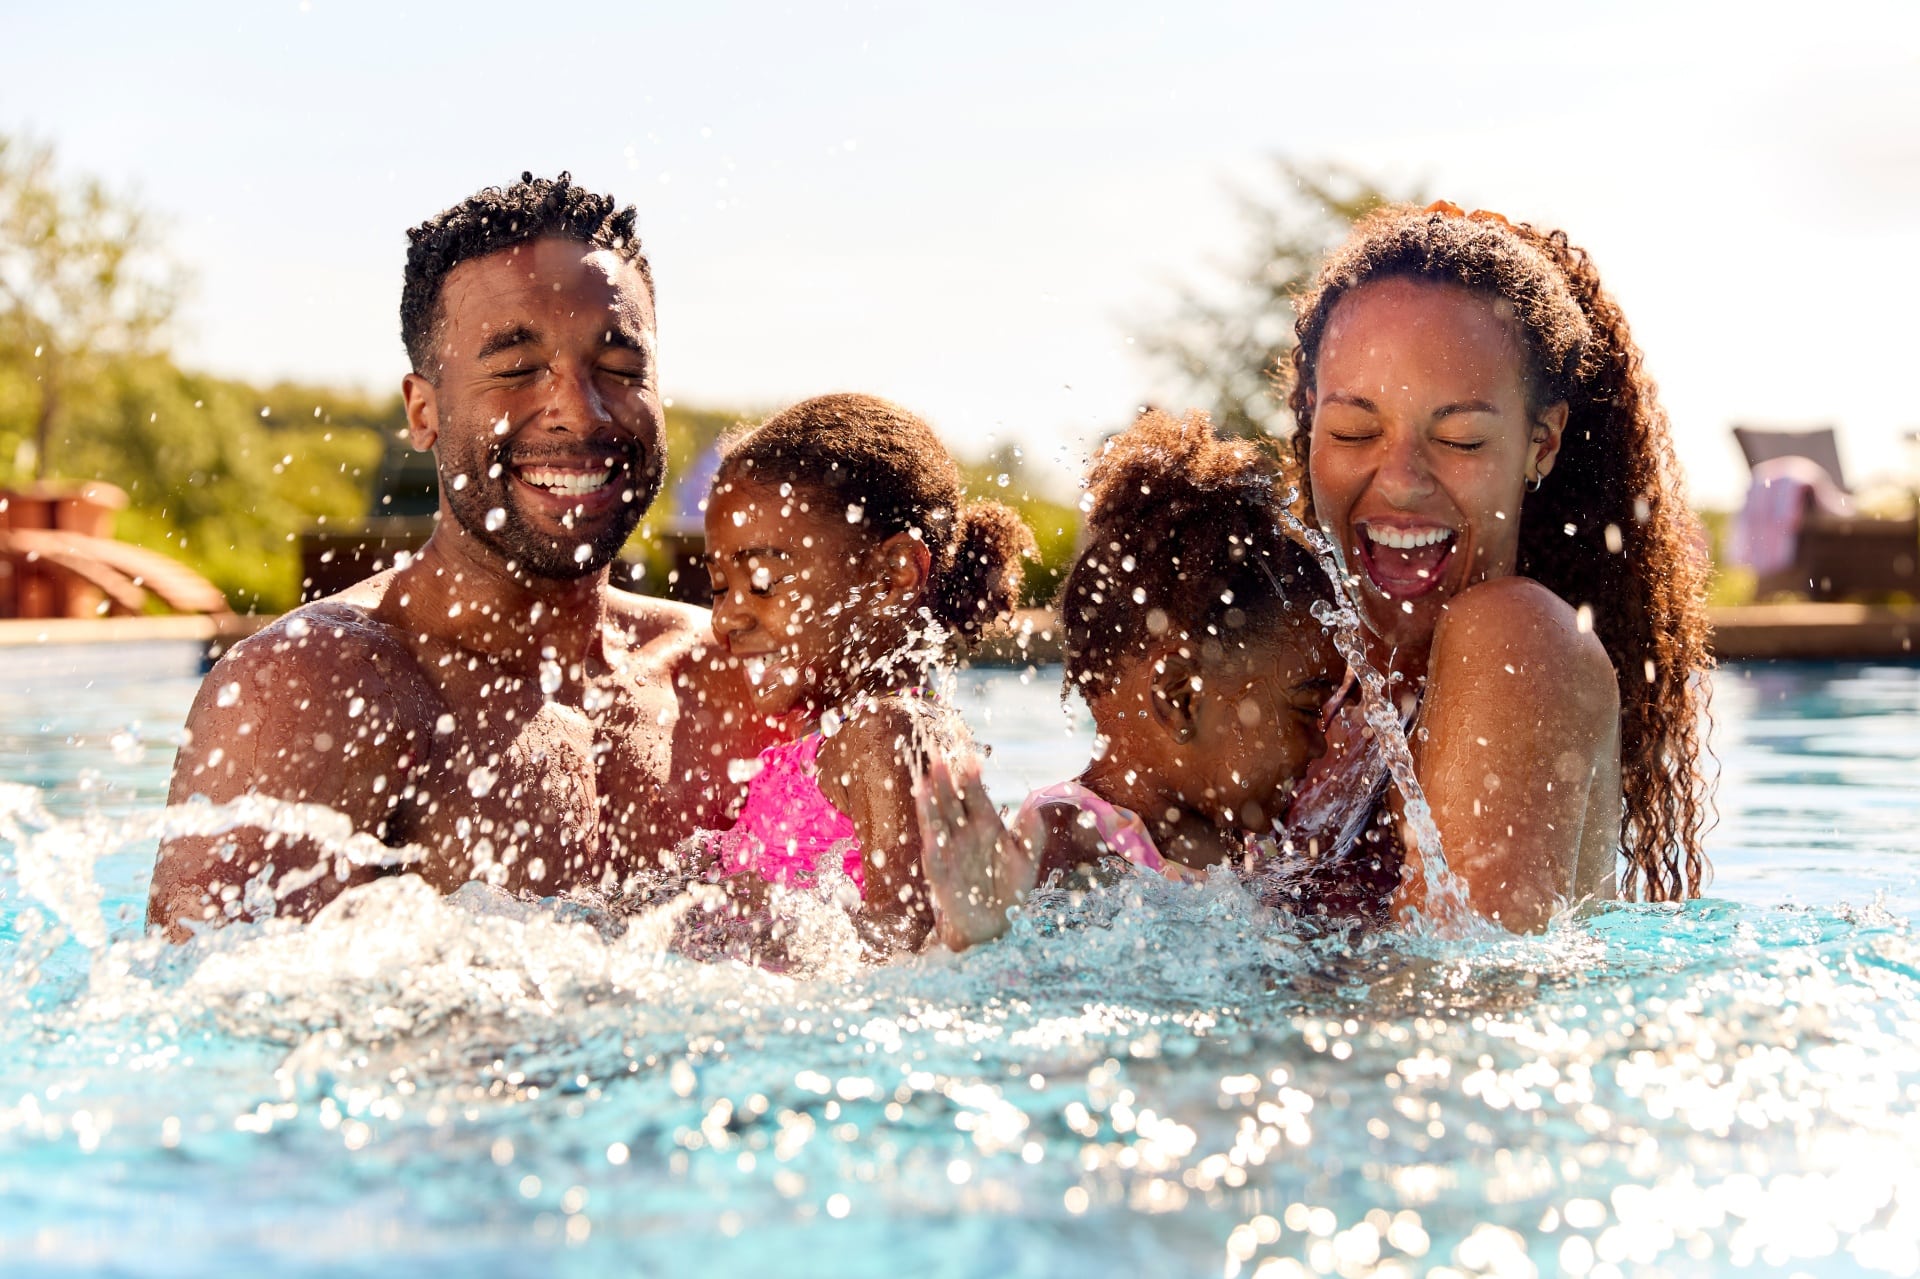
xmin=1373 ymin=430 xmax=1435 ymax=506
xmin=543 ymin=361 xmax=614 ymax=432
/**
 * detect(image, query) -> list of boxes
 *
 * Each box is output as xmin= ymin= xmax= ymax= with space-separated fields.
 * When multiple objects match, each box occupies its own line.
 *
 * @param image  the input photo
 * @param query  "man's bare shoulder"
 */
xmin=174 ymin=591 xmax=439 ymax=791
xmin=217 ymin=594 xmax=425 ymax=693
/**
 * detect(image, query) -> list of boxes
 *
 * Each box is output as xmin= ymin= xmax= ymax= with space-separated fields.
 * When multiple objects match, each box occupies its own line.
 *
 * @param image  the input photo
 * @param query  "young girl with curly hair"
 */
xmin=916 ymin=409 xmax=1340 ymax=949
xmin=1282 ymin=202 xmax=1713 ymax=929
xmin=697 ymin=393 xmax=1035 ymax=956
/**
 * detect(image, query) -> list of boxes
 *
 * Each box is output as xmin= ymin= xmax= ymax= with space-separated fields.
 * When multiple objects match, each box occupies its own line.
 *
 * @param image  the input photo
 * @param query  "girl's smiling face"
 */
xmin=705 ymin=477 xmax=874 ymax=723
xmin=1307 ymin=277 xmax=1565 ymax=662
xmin=1187 ymin=620 xmax=1340 ymax=833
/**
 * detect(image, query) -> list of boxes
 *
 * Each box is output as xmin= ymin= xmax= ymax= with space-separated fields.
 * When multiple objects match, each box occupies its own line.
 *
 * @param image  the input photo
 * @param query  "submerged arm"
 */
xmin=1392 ymin=577 xmax=1619 ymax=931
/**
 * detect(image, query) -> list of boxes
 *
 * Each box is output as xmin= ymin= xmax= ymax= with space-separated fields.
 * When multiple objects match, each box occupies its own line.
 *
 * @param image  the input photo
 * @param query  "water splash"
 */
xmin=1275 ymin=492 xmax=1476 ymax=932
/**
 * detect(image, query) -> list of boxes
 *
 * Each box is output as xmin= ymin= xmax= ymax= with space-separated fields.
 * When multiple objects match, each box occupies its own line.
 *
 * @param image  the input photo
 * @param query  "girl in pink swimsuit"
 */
xmin=697 ymin=393 xmax=1035 ymax=957
xmin=916 ymin=410 xmax=1343 ymax=950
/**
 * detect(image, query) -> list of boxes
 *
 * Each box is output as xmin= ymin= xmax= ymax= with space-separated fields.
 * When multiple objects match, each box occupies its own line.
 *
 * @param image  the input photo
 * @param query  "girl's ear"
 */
xmin=1148 ymin=646 xmax=1201 ymax=745
xmin=876 ymin=531 xmax=932 ymax=602
xmin=401 ymin=372 xmax=440 ymax=451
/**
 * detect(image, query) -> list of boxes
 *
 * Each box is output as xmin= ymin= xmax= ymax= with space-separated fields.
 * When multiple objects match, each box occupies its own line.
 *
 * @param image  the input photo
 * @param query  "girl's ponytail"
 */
xmin=929 ymin=500 xmax=1035 ymax=646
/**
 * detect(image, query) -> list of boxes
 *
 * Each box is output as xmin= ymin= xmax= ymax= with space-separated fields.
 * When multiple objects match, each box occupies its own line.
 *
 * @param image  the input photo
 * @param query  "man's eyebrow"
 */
xmin=475 ymin=325 xmax=540 ymax=361
xmin=1321 ymin=391 xmax=1377 ymax=411
xmin=601 ymin=328 xmax=651 ymax=356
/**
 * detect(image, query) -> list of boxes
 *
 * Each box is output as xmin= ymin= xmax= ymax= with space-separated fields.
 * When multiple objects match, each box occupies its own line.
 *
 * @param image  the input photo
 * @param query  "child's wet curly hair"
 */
xmin=1061 ymin=409 xmax=1332 ymax=698
xmin=1284 ymin=204 xmax=1713 ymax=903
xmin=717 ymin=393 xmax=1035 ymax=648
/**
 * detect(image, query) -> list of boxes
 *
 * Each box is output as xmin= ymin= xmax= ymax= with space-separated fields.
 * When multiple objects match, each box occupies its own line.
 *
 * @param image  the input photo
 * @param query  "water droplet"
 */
xmin=750 ymin=566 xmax=772 ymax=592
xmin=451 ymin=473 xmax=469 ymax=491
xmin=435 ymin=714 xmax=456 ymax=735
xmin=484 ymin=508 xmax=507 ymax=532
xmin=285 ymin=617 xmax=311 ymax=639
xmin=539 ymin=661 xmax=563 ymax=697
xmin=1132 ymin=587 xmax=1147 ymax=604
xmin=467 ymin=765 xmax=499 ymax=798
xmin=727 ymin=756 xmax=764 ymax=784
xmin=573 ymin=543 xmax=592 ymax=564
xmin=845 ymin=503 xmax=864 ymax=524
xmin=216 ymin=682 xmax=242 ymax=708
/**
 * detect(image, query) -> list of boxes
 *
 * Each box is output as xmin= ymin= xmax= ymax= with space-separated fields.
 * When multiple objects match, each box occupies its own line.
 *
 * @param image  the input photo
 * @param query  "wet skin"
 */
xmin=147 ymin=237 xmax=772 ymax=940
xmin=1305 ymin=277 xmax=1620 ymax=929
xmin=704 ymin=477 xmax=943 ymax=952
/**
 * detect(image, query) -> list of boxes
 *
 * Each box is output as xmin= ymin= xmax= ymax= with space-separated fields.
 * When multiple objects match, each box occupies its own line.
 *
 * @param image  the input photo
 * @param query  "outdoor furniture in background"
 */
xmin=1729 ymin=425 xmax=1918 ymax=601
xmin=0 ymin=482 xmax=230 ymax=620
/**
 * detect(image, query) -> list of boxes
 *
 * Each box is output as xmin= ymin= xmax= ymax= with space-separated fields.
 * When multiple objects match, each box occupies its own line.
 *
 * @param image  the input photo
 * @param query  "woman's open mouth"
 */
xmin=1355 ymin=524 xmax=1457 ymax=600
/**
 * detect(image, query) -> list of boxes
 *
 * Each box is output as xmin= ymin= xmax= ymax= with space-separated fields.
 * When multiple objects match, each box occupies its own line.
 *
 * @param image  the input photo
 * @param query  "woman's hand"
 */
xmin=913 ymin=757 xmax=1036 ymax=951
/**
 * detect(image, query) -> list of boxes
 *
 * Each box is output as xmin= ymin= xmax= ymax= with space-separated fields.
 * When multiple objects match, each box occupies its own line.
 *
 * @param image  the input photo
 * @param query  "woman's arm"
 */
xmin=1392 ymin=576 xmax=1620 ymax=931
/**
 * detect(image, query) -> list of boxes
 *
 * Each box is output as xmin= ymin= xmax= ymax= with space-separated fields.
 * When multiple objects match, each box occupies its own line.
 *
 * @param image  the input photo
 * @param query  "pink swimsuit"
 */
xmin=717 ymin=734 xmax=866 ymax=895
xmin=1014 ymin=781 xmax=1169 ymax=875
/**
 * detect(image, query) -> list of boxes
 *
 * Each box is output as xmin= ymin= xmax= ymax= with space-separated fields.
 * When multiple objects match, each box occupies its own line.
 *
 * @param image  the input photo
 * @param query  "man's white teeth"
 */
xmin=1366 ymin=527 xmax=1453 ymax=550
xmin=521 ymin=466 xmax=613 ymax=496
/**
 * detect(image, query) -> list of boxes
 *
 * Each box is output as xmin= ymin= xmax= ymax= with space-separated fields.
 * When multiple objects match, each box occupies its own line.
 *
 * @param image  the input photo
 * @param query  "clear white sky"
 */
xmin=5 ymin=0 xmax=1917 ymax=506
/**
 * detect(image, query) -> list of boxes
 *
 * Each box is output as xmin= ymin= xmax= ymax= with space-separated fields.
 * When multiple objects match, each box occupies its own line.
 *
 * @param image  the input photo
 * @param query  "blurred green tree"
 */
xmin=1137 ymin=159 xmax=1419 ymax=439
xmin=0 ymin=134 xmax=391 ymax=610
xmin=0 ymin=135 xmax=180 ymax=480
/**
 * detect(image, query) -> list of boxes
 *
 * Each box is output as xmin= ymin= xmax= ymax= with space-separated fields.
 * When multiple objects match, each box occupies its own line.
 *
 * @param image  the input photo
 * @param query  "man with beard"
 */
xmin=147 ymin=174 xmax=770 ymax=940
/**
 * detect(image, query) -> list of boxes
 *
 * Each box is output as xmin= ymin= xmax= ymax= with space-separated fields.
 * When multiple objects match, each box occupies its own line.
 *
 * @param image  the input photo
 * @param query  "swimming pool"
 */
xmin=3 ymin=643 xmax=1918 ymax=1276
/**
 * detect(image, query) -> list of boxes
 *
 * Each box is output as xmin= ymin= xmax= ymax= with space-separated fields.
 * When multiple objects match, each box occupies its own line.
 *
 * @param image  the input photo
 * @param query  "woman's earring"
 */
xmin=1527 ymin=473 xmax=1544 ymax=494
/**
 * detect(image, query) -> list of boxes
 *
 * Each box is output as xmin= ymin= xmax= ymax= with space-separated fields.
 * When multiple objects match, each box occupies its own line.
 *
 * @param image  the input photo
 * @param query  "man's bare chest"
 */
xmin=389 ymin=665 xmax=679 ymax=892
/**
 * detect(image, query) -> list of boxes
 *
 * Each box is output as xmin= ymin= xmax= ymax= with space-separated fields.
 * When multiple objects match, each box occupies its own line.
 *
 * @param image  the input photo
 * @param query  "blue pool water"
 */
xmin=2 ymin=643 xmax=1919 ymax=1276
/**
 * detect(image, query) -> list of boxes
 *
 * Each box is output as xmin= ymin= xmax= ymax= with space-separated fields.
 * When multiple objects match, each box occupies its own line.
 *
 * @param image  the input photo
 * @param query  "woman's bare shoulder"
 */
xmin=1432 ymin=576 xmax=1615 ymax=707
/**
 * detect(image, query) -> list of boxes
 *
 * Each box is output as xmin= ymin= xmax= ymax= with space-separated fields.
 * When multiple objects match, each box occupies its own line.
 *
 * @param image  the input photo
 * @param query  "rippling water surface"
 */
xmin=3 ymin=643 xmax=1918 ymax=1277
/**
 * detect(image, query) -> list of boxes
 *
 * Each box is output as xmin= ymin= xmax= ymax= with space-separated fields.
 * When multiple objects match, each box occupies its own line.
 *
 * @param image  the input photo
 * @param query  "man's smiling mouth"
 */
xmin=514 ymin=460 xmax=619 ymax=497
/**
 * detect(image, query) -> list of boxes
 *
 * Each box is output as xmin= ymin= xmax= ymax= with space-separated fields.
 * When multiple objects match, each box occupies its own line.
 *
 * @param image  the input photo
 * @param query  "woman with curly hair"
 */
xmin=1282 ymin=203 xmax=1713 ymax=930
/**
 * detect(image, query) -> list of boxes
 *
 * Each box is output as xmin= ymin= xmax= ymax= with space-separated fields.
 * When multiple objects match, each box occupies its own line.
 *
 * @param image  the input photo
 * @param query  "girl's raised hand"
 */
xmin=914 ymin=757 xmax=1036 ymax=951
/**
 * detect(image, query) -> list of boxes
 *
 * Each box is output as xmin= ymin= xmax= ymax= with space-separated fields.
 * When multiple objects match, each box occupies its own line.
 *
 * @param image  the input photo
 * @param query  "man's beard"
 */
xmin=440 ymin=429 xmax=664 ymax=581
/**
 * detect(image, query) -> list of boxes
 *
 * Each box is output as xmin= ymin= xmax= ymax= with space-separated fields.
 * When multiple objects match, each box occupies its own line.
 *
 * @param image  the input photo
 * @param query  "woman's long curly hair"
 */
xmin=1284 ymin=205 xmax=1713 ymax=901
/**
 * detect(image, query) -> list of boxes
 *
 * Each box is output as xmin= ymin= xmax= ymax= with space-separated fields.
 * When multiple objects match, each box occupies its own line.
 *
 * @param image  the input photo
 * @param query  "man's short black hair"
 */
xmin=400 ymin=171 xmax=654 ymax=377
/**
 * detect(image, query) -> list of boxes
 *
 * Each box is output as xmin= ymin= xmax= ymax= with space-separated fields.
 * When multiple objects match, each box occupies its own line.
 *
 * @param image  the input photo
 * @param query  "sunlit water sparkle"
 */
xmin=3 ymin=642 xmax=1919 ymax=1277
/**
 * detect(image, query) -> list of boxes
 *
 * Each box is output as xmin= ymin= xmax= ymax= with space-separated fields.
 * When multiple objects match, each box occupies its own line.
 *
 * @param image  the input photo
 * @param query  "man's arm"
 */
xmin=147 ymin=609 xmax=434 ymax=940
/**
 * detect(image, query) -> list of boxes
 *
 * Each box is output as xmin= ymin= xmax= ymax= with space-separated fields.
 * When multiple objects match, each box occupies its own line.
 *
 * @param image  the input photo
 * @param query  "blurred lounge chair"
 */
xmin=1728 ymin=425 xmax=1917 ymax=601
